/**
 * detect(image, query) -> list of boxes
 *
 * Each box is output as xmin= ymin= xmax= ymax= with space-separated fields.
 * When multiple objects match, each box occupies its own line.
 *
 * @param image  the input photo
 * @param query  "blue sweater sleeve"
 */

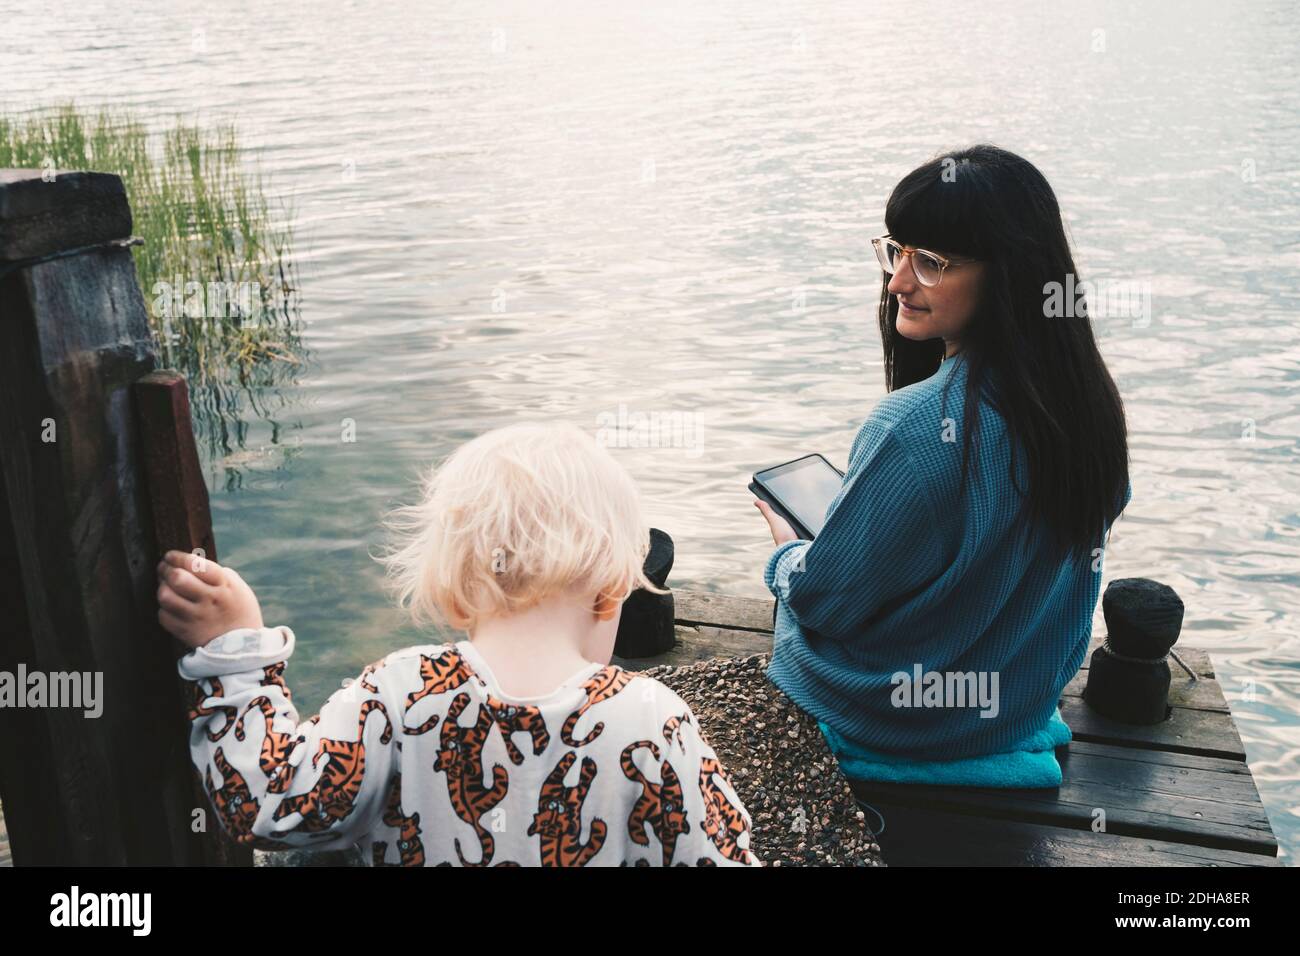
xmin=764 ymin=421 xmax=948 ymax=643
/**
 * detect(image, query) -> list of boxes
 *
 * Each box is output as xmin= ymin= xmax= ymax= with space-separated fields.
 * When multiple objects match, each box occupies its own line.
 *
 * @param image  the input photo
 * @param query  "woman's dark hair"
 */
xmin=878 ymin=144 xmax=1129 ymax=565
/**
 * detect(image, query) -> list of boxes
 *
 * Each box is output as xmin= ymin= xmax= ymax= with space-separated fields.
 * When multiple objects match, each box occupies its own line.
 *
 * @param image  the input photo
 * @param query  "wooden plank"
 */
xmin=1060 ymin=696 xmax=1245 ymax=760
xmin=133 ymin=372 xmax=250 ymax=868
xmin=674 ymin=589 xmax=775 ymax=633
xmin=856 ymin=798 xmax=1280 ymax=867
xmin=134 ymin=371 xmax=218 ymax=564
xmin=849 ymin=740 xmax=1277 ymax=857
xmin=0 ymin=170 xmax=131 ymax=262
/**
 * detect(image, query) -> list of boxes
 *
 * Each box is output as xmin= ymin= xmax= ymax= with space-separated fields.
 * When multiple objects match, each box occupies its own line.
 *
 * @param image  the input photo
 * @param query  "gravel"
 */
xmin=644 ymin=653 xmax=886 ymax=867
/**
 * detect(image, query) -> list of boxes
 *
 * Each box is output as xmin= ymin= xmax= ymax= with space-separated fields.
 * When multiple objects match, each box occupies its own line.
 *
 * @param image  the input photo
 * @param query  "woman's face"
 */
xmin=887 ymin=247 xmax=985 ymax=355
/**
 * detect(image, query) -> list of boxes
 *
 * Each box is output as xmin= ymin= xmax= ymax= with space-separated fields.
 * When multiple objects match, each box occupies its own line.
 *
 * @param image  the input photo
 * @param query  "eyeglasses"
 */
xmin=871 ymin=234 xmax=978 ymax=288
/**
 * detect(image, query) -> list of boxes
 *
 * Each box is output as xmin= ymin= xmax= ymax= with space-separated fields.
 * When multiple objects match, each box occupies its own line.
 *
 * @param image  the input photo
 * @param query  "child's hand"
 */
xmin=156 ymin=550 xmax=265 ymax=649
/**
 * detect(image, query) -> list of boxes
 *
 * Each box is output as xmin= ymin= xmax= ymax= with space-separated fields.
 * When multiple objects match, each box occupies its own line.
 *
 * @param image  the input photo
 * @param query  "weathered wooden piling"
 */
xmin=0 ymin=168 xmax=248 ymax=865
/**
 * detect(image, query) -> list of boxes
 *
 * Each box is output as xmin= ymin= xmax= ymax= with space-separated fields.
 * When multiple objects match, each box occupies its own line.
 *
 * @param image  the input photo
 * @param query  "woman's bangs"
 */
xmin=884 ymin=171 xmax=987 ymax=260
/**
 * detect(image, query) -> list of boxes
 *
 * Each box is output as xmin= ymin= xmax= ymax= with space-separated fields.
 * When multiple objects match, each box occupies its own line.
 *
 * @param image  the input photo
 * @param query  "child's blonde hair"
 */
xmin=381 ymin=421 xmax=667 ymax=630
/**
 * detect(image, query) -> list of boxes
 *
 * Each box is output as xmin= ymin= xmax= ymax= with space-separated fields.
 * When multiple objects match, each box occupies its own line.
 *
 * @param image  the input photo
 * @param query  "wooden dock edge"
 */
xmin=617 ymin=588 xmax=1281 ymax=867
xmin=2 ymin=587 xmax=1278 ymax=867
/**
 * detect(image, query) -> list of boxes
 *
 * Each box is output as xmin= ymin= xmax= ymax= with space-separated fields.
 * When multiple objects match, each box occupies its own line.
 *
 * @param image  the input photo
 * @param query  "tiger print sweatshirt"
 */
xmin=178 ymin=626 xmax=761 ymax=867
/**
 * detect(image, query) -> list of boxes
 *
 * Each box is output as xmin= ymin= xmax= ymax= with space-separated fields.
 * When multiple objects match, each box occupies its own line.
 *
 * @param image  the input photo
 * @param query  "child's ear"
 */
xmin=593 ymin=590 xmax=619 ymax=621
xmin=443 ymin=599 xmax=472 ymax=631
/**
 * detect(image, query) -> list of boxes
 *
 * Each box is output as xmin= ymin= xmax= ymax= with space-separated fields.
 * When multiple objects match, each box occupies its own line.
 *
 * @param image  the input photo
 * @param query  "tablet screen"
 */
xmin=758 ymin=456 xmax=844 ymax=537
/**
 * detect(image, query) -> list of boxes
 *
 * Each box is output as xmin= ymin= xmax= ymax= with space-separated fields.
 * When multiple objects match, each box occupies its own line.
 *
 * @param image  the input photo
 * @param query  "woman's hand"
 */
xmin=754 ymin=499 xmax=800 ymax=546
xmin=156 ymin=550 xmax=265 ymax=649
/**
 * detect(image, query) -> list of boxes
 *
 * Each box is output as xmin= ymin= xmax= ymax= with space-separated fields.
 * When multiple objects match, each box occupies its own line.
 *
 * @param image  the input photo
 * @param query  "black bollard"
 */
xmin=614 ymin=528 xmax=676 ymax=658
xmin=1082 ymin=578 xmax=1184 ymax=724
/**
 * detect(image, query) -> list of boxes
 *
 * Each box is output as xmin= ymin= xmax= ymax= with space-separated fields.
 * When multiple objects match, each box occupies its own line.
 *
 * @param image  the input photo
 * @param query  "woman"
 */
xmin=754 ymin=144 xmax=1131 ymax=761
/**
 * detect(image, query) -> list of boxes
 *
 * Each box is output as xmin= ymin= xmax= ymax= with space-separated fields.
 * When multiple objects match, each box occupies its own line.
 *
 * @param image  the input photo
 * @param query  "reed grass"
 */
xmin=1 ymin=105 xmax=307 ymax=479
xmin=0 ymin=104 xmax=304 ymax=385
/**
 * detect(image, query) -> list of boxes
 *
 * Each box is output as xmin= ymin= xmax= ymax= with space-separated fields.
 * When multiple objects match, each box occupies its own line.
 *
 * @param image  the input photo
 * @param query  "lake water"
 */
xmin=4 ymin=0 xmax=1298 ymax=861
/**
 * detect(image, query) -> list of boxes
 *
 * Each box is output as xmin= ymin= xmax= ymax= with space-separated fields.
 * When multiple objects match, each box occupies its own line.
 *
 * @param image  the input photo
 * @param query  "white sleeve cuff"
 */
xmin=177 ymin=625 xmax=296 ymax=679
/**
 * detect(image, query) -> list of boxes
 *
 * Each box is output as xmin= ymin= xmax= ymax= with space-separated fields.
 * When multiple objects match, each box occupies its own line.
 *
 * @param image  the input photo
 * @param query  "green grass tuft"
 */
xmin=0 ymin=104 xmax=304 ymax=385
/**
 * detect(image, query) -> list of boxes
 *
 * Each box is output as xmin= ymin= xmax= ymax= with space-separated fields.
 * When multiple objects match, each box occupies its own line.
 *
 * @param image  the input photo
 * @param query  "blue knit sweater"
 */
xmin=764 ymin=354 xmax=1131 ymax=761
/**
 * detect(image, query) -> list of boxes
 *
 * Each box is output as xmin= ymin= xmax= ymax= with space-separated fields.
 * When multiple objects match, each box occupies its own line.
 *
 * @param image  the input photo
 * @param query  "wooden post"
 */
xmin=134 ymin=371 xmax=219 ymax=566
xmin=133 ymin=370 xmax=250 ymax=866
xmin=0 ymin=168 xmax=249 ymax=865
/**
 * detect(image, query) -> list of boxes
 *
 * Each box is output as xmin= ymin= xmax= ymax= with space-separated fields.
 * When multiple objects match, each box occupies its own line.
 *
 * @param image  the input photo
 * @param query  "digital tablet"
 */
xmin=749 ymin=453 xmax=845 ymax=541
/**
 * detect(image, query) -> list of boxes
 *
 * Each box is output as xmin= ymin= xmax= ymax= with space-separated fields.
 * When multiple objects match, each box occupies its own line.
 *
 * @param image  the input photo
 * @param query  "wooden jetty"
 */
xmin=614 ymin=589 xmax=1281 ymax=866
xmin=0 ymin=164 xmax=1279 ymax=868
xmin=1 ymin=584 xmax=1281 ymax=867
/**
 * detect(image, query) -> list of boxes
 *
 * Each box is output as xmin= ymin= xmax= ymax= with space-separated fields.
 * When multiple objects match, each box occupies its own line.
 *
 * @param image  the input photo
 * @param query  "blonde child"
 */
xmin=160 ymin=421 xmax=759 ymax=866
